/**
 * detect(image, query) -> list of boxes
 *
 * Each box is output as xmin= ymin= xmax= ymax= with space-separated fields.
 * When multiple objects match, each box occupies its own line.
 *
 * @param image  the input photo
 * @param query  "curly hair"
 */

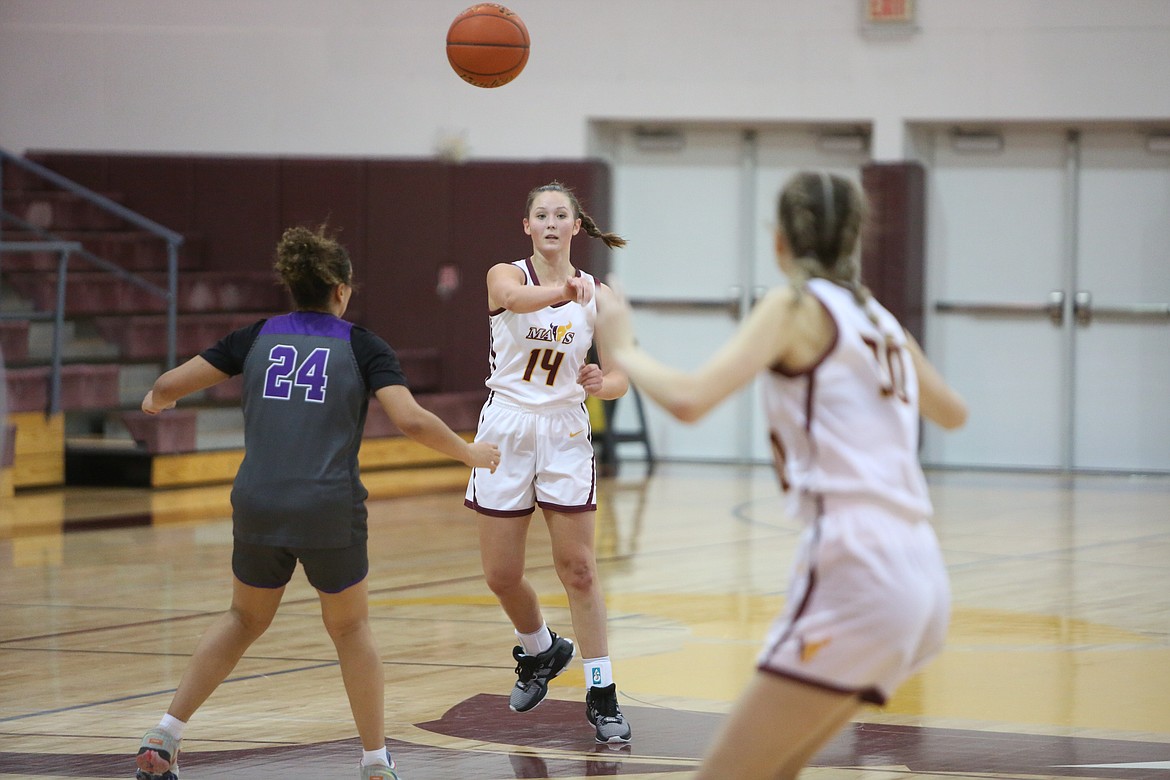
xmin=273 ymin=224 xmax=352 ymax=310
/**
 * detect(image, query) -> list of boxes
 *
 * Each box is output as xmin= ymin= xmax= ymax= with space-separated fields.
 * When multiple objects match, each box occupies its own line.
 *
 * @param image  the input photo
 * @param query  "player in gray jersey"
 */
xmin=133 ymin=225 xmax=498 ymax=780
xmin=598 ymin=172 xmax=967 ymax=780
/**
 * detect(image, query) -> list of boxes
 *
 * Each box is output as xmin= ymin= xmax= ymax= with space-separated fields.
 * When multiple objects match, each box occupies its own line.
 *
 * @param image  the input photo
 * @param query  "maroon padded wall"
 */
xmin=106 ymin=156 xmax=197 ymax=233
xmin=362 ymin=161 xmax=452 ymax=356
xmin=279 ymin=158 xmax=369 ymax=322
xmin=860 ymin=161 xmax=926 ymax=342
xmin=20 ymin=152 xmax=612 ymax=393
xmin=191 ymin=158 xmax=281 ymax=275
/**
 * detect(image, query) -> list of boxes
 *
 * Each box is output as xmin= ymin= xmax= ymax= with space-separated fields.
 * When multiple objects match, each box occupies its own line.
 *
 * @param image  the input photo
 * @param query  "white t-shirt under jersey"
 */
xmin=761 ymin=278 xmax=933 ymax=522
xmin=485 ymin=258 xmax=597 ymax=407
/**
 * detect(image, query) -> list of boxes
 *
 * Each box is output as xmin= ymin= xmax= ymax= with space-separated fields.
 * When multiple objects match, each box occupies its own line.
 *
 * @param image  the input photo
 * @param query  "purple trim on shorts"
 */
xmin=464 ymin=498 xmax=534 ymax=518
xmin=233 ymin=572 xmax=288 ymax=590
xmin=317 ymin=571 xmax=368 ymax=594
xmin=261 ymin=311 xmax=353 ymax=340
xmin=755 ymin=665 xmax=885 ymax=705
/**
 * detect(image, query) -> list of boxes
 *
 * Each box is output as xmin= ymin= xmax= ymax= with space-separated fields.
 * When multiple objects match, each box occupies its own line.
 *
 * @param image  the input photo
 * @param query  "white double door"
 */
xmin=601 ymin=123 xmax=1170 ymax=473
xmin=598 ymin=124 xmax=869 ymax=463
xmin=920 ymin=126 xmax=1170 ymax=473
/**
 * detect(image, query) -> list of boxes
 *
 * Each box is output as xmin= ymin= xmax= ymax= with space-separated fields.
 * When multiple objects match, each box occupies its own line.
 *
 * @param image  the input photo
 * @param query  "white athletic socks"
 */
xmin=515 ymin=623 xmax=553 ymax=655
xmin=583 ymin=656 xmax=613 ymax=689
xmin=516 ymin=627 xmax=614 ymax=688
xmin=362 ymin=747 xmax=390 ymax=767
xmin=158 ymin=714 xmax=186 ymax=740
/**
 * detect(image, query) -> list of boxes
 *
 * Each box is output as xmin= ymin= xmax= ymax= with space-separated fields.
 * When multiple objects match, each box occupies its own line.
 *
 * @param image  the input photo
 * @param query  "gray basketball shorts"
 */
xmin=232 ymin=538 xmax=369 ymax=594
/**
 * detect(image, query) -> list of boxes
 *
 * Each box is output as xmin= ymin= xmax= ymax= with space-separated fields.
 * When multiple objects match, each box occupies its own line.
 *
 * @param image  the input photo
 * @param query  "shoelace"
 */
xmin=589 ymin=692 xmax=620 ymax=720
xmin=512 ymin=648 xmax=540 ymax=682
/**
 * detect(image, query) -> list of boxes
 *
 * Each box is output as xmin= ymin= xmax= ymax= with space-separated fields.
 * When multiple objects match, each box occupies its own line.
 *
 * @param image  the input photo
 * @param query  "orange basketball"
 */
xmin=446 ymin=3 xmax=530 ymax=88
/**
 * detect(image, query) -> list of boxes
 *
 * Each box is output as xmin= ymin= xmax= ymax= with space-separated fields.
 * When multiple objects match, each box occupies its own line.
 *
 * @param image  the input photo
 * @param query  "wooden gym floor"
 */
xmin=1 ymin=462 xmax=1168 ymax=779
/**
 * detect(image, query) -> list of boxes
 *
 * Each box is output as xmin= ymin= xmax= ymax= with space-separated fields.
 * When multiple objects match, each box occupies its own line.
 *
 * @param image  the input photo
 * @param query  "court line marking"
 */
xmin=0 ymin=661 xmax=338 ymax=724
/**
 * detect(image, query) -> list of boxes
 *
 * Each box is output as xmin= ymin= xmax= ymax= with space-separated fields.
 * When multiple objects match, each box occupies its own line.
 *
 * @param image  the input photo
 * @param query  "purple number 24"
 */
xmin=263 ymin=345 xmax=329 ymax=403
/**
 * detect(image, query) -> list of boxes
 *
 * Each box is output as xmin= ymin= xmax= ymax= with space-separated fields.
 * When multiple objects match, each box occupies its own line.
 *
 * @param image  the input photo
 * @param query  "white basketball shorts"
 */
xmin=464 ymin=395 xmax=597 ymax=516
xmin=756 ymin=500 xmax=951 ymax=704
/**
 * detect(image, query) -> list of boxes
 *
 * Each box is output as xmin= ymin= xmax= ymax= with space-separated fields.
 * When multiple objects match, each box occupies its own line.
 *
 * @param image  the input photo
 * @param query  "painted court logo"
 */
xmin=526 ymin=321 xmax=575 ymax=345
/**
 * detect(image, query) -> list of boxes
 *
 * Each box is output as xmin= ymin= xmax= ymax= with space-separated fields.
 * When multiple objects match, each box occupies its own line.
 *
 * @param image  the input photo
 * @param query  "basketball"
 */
xmin=446 ymin=3 xmax=530 ymax=88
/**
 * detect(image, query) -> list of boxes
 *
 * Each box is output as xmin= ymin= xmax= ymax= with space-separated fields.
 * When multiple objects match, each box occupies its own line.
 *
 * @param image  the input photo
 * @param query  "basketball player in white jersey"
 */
xmin=597 ymin=171 xmax=968 ymax=779
xmin=465 ymin=181 xmax=634 ymax=744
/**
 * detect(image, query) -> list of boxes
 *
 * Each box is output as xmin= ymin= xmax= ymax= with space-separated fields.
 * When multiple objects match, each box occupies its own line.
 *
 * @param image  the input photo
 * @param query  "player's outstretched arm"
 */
xmin=375 ymin=384 xmax=499 ymax=471
xmin=597 ymin=285 xmax=801 ymax=423
xmin=142 ymin=356 xmax=229 ymax=414
xmin=904 ymin=334 xmax=968 ymax=430
xmin=579 ymin=283 xmax=630 ymax=401
xmin=487 ymin=263 xmax=590 ymax=313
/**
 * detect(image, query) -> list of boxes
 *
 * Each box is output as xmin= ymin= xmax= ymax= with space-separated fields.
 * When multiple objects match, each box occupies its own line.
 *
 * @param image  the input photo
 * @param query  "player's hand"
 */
xmin=594 ymin=275 xmax=637 ymax=356
xmin=563 ymin=275 xmax=595 ymax=305
xmin=467 ymin=441 xmax=501 ymax=473
xmin=141 ymin=391 xmax=175 ymax=415
xmin=577 ymin=363 xmax=605 ymax=396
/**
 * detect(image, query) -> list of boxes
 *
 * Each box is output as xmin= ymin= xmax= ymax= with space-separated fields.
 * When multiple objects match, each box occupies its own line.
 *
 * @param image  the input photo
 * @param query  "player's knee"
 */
xmin=483 ymin=565 xmax=525 ymax=596
xmin=554 ymin=556 xmax=597 ymax=594
xmin=322 ymin=612 xmax=368 ymax=642
xmin=228 ymin=605 xmax=274 ymax=639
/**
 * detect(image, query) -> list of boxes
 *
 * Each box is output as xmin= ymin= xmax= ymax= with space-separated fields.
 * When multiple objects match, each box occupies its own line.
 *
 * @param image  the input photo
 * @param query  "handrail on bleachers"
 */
xmin=0 ymin=240 xmax=82 ymax=415
xmin=0 ymin=147 xmax=183 ymax=371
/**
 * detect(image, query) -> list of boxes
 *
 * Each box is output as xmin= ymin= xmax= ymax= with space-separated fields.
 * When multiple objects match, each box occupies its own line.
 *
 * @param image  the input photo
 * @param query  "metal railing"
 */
xmin=0 ymin=148 xmax=184 ymax=414
xmin=0 ymin=241 xmax=81 ymax=414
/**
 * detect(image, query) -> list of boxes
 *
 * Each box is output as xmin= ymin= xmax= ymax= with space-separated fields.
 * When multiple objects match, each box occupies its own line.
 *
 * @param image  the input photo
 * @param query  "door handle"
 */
xmin=1074 ymin=290 xmax=1092 ymax=326
xmin=1073 ymin=290 xmax=1170 ymax=325
xmin=935 ymin=290 xmax=1065 ymax=325
xmin=628 ymin=297 xmax=742 ymax=319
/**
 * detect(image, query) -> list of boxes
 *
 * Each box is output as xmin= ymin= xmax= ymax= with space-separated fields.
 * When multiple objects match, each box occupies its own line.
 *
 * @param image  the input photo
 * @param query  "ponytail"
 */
xmin=525 ymin=181 xmax=627 ymax=249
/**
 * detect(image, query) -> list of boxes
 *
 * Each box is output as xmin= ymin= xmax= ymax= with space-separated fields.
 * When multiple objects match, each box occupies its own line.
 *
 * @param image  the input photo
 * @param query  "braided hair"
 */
xmin=525 ymin=181 xmax=627 ymax=249
xmin=776 ymin=172 xmax=889 ymax=337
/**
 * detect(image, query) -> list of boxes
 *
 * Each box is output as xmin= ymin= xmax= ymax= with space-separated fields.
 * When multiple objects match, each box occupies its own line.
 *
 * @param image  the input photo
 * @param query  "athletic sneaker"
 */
xmin=135 ymin=728 xmax=181 ymax=779
xmin=586 ymin=683 xmax=632 ymax=744
xmin=360 ymin=758 xmax=401 ymax=780
xmin=508 ymin=631 xmax=575 ymax=712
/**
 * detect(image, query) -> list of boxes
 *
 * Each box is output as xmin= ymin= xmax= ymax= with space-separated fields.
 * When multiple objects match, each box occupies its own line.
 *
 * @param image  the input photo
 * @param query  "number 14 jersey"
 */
xmin=485 ymin=259 xmax=597 ymax=407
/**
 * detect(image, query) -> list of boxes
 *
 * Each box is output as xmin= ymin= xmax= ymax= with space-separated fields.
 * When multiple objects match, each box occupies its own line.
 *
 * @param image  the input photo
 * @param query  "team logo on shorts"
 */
xmin=799 ymin=636 xmax=831 ymax=663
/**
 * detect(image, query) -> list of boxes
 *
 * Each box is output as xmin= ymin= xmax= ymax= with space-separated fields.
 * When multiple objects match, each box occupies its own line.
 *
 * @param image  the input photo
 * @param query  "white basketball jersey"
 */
xmin=761 ymin=278 xmax=933 ymax=521
xmin=485 ymin=259 xmax=596 ymax=406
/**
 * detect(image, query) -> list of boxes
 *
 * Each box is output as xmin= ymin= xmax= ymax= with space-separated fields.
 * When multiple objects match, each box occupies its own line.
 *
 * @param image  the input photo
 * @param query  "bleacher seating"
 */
xmin=2 ymin=154 xmax=488 ymax=492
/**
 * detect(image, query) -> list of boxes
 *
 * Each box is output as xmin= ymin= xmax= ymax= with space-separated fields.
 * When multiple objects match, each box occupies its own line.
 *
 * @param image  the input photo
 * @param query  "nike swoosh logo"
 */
xmin=569 ymin=429 xmax=585 ymax=438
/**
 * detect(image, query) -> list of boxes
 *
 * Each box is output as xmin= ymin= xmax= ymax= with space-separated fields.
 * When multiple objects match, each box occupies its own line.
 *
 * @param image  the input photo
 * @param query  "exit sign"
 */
xmin=861 ymin=0 xmax=917 ymax=33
